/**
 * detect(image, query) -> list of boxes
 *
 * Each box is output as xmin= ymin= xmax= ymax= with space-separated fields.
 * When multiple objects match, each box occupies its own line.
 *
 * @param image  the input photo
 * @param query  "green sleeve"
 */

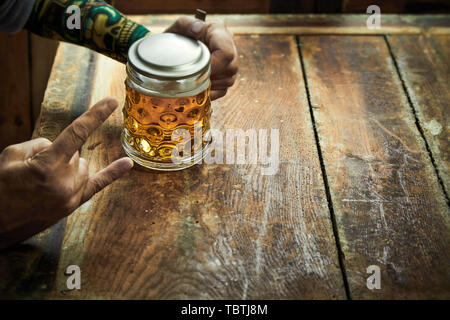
xmin=25 ymin=0 xmax=150 ymax=63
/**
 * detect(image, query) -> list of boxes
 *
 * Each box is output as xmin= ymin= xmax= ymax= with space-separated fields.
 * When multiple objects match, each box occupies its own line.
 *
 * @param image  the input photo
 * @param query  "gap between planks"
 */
xmin=383 ymin=35 xmax=450 ymax=207
xmin=295 ymin=35 xmax=352 ymax=300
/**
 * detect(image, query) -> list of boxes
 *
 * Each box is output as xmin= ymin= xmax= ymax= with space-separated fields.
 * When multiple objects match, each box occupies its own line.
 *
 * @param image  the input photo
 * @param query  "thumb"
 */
xmin=164 ymin=16 xmax=206 ymax=40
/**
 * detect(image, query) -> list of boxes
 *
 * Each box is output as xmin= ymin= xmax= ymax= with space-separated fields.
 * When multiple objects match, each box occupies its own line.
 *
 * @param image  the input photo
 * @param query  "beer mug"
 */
xmin=121 ymin=33 xmax=212 ymax=170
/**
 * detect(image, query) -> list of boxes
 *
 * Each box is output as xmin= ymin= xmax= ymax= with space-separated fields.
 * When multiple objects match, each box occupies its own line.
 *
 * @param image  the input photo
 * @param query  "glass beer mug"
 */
xmin=121 ymin=33 xmax=212 ymax=170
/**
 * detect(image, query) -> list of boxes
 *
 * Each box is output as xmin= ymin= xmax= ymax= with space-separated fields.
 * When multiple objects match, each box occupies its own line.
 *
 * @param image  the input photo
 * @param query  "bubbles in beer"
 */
xmin=139 ymin=139 xmax=151 ymax=153
xmin=123 ymin=86 xmax=211 ymax=162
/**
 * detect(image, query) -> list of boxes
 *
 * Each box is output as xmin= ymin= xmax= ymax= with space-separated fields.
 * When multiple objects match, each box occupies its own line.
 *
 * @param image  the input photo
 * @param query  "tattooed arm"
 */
xmin=25 ymin=0 xmax=150 ymax=63
xmin=23 ymin=0 xmax=237 ymax=97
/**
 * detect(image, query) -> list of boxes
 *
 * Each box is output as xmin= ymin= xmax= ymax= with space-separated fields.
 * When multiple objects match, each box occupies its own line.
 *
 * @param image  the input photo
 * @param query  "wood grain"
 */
xmin=31 ymin=35 xmax=59 ymax=127
xmin=428 ymin=27 xmax=450 ymax=34
xmin=49 ymin=36 xmax=346 ymax=299
xmin=0 ymin=30 xmax=31 ymax=151
xmin=387 ymin=34 xmax=449 ymax=199
xmin=300 ymin=35 xmax=450 ymax=299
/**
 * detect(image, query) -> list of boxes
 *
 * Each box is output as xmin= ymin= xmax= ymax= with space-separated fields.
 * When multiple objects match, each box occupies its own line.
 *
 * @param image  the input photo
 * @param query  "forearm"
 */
xmin=25 ymin=0 xmax=150 ymax=62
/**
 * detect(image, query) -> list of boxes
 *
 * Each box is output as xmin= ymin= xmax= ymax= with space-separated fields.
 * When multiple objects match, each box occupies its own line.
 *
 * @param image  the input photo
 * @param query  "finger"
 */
xmin=81 ymin=157 xmax=133 ymax=203
xmin=73 ymin=157 xmax=89 ymax=194
xmin=211 ymin=55 xmax=238 ymax=80
xmin=1 ymin=138 xmax=52 ymax=162
xmin=48 ymin=98 xmax=118 ymax=162
xmin=69 ymin=151 xmax=81 ymax=180
xmin=206 ymin=24 xmax=236 ymax=56
xmin=165 ymin=16 xmax=206 ymax=40
xmin=211 ymin=75 xmax=237 ymax=90
xmin=21 ymin=138 xmax=53 ymax=160
xmin=69 ymin=151 xmax=80 ymax=168
xmin=211 ymin=89 xmax=228 ymax=101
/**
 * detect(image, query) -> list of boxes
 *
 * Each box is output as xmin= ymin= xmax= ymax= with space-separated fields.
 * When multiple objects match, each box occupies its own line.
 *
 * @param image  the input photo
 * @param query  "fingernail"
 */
xmin=123 ymin=157 xmax=134 ymax=169
xmin=191 ymin=21 xmax=205 ymax=34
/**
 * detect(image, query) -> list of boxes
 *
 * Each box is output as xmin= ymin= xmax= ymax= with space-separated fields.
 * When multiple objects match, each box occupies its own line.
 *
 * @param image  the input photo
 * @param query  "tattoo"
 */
xmin=26 ymin=0 xmax=150 ymax=62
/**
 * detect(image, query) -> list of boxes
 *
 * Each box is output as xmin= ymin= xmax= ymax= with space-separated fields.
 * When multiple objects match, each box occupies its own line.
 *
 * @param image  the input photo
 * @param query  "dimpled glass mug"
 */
xmin=121 ymin=33 xmax=212 ymax=171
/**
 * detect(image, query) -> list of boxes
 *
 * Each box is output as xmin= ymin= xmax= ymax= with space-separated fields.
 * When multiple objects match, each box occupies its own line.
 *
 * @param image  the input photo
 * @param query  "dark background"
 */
xmin=1 ymin=0 xmax=449 ymax=150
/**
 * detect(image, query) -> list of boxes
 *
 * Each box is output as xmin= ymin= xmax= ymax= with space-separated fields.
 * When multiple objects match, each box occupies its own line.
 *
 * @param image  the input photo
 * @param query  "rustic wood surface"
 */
xmin=50 ymin=35 xmax=346 ymax=299
xmin=0 ymin=14 xmax=449 ymax=300
xmin=387 ymin=34 xmax=449 ymax=198
xmin=300 ymin=35 xmax=449 ymax=299
xmin=30 ymin=35 xmax=59 ymax=126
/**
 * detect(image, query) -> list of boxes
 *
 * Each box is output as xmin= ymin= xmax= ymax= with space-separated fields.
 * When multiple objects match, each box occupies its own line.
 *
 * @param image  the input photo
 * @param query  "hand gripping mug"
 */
xmin=121 ymin=33 xmax=212 ymax=171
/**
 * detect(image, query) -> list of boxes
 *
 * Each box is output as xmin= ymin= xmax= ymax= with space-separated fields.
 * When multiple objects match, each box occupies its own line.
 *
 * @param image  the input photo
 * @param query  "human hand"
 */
xmin=165 ymin=16 xmax=238 ymax=100
xmin=0 ymin=98 xmax=133 ymax=250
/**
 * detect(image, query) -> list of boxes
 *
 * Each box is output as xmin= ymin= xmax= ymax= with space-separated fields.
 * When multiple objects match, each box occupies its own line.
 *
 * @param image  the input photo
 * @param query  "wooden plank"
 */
xmin=0 ymin=43 xmax=96 ymax=299
xmin=115 ymin=0 xmax=270 ymax=14
xmin=130 ymin=14 xmax=450 ymax=34
xmin=387 ymin=34 xmax=449 ymax=198
xmin=428 ymin=27 xmax=450 ymax=34
xmin=0 ymin=30 xmax=31 ymax=151
xmin=48 ymin=36 xmax=346 ymax=299
xmin=31 ymin=35 xmax=59 ymax=127
xmin=300 ymin=35 xmax=450 ymax=299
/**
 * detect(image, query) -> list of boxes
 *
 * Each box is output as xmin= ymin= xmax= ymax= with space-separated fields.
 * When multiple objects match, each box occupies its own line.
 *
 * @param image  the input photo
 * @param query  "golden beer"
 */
xmin=122 ymin=85 xmax=211 ymax=162
xmin=122 ymin=33 xmax=211 ymax=170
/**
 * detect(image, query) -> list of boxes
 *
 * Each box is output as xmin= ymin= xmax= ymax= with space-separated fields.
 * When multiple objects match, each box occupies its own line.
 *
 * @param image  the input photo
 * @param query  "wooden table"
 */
xmin=0 ymin=14 xmax=449 ymax=300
